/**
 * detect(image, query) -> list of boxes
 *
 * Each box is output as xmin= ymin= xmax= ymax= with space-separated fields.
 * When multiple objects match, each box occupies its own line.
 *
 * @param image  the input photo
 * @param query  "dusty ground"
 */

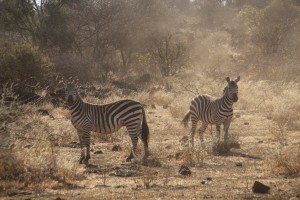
xmin=1 ymin=104 xmax=300 ymax=200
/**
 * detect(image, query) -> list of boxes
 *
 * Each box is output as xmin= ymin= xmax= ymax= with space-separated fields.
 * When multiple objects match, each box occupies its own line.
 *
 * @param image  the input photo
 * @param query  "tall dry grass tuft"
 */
xmin=181 ymin=146 xmax=209 ymax=167
xmin=238 ymin=80 xmax=300 ymax=114
xmin=0 ymin=103 xmax=80 ymax=189
xmin=148 ymin=89 xmax=175 ymax=107
xmin=169 ymin=100 xmax=189 ymax=119
xmin=133 ymin=167 xmax=158 ymax=189
xmin=212 ymin=134 xmax=241 ymax=155
xmin=273 ymin=147 xmax=300 ymax=176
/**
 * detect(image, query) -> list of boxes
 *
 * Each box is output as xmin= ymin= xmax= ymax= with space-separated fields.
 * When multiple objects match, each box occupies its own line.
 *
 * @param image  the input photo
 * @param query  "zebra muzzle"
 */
xmin=232 ymin=96 xmax=238 ymax=102
xmin=67 ymin=95 xmax=75 ymax=104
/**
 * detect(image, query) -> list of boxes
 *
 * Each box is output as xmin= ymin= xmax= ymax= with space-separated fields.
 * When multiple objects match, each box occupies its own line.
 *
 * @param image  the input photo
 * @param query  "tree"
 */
xmin=0 ymin=0 xmax=77 ymax=50
xmin=0 ymin=43 xmax=53 ymax=84
xmin=239 ymin=0 xmax=299 ymax=54
xmin=147 ymin=32 xmax=189 ymax=76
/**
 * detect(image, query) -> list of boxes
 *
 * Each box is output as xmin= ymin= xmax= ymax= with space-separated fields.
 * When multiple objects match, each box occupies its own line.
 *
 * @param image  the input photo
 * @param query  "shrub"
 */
xmin=0 ymin=43 xmax=54 ymax=84
xmin=273 ymin=147 xmax=300 ymax=176
xmin=239 ymin=1 xmax=298 ymax=54
xmin=0 ymin=104 xmax=78 ymax=189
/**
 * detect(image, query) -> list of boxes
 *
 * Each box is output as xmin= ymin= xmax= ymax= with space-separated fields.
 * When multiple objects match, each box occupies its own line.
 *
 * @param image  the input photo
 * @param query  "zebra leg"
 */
xmin=77 ymin=130 xmax=86 ymax=164
xmin=83 ymin=131 xmax=91 ymax=165
xmin=140 ymin=134 xmax=149 ymax=161
xmin=215 ymin=124 xmax=221 ymax=143
xmin=198 ymin=123 xmax=208 ymax=144
xmin=189 ymin=116 xmax=198 ymax=148
xmin=126 ymin=133 xmax=139 ymax=162
xmin=223 ymin=119 xmax=232 ymax=143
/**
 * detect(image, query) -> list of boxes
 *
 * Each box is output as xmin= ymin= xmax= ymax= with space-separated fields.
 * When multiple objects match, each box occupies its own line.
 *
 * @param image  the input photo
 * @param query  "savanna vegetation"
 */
xmin=0 ymin=0 xmax=300 ymax=199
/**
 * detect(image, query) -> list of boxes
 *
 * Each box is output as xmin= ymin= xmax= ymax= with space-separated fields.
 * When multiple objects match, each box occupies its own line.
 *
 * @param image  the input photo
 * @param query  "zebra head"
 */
xmin=225 ymin=76 xmax=240 ymax=102
xmin=65 ymin=83 xmax=78 ymax=105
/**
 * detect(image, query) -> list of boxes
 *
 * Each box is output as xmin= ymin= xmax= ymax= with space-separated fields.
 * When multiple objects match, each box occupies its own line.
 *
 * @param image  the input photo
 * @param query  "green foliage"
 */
xmin=239 ymin=0 xmax=299 ymax=54
xmin=44 ymin=0 xmax=76 ymax=51
xmin=0 ymin=43 xmax=54 ymax=84
xmin=0 ymin=0 xmax=77 ymax=50
xmin=0 ymin=0 xmax=34 ymax=31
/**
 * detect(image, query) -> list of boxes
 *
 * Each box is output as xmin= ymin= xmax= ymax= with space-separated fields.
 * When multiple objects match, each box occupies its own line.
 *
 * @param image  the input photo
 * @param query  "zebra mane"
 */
xmin=223 ymin=86 xmax=228 ymax=95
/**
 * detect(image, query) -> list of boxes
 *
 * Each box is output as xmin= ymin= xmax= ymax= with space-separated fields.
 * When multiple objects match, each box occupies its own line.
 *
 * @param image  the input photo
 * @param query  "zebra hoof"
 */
xmin=126 ymin=157 xmax=132 ymax=162
xmin=83 ymin=158 xmax=89 ymax=165
xmin=126 ymin=152 xmax=134 ymax=162
xmin=79 ymin=157 xmax=86 ymax=164
xmin=79 ymin=157 xmax=85 ymax=164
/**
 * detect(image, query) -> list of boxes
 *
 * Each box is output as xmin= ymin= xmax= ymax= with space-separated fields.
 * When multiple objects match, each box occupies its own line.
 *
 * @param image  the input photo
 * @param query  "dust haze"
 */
xmin=0 ymin=0 xmax=300 ymax=199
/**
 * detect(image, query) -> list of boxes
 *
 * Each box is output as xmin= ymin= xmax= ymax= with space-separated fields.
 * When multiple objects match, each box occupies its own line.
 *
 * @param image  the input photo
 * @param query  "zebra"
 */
xmin=181 ymin=76 xmax=240 ymax=148
xmin=65 ymin=83 xmax=149 ymax=164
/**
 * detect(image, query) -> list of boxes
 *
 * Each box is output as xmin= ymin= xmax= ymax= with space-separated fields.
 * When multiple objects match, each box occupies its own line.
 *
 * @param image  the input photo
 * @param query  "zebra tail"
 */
xmin=141 ymin=108 xmax=149 ymax=149
xmin=181 ymin=111 xmax=191 ymax=128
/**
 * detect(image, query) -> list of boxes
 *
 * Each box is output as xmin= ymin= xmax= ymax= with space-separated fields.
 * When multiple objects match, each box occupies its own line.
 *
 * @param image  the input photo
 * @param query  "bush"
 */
xmin=273 ymin=147 xmax=300 ymax=176
xmin=0 ymin=43 xmax=54 ymax=84
xmin=239 ymin=1 xmax=299 ymax=54
xmin=0 ymin=104 xmax=78 ymax=189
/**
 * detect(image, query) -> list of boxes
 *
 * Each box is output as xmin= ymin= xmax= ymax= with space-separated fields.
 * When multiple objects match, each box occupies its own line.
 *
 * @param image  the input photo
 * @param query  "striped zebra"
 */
xmin=65 ymin=84 xmax=149 ymax=164
xmin=181 ymin=76 xmax=240 ymax=147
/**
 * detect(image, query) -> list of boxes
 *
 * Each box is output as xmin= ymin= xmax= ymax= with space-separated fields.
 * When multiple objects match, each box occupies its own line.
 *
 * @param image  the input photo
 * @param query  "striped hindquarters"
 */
xmin=189 ymin=95 xmax=219 ymax=124
xmin=75 ymin=99 xmax=144 ymax=134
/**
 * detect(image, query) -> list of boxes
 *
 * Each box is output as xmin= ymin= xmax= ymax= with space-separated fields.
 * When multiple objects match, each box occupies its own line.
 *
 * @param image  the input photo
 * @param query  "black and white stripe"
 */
xmin=65 ymin=84 xmax=149 ymax=164
xmin=182 ymin=76 xmax=240 ymax=147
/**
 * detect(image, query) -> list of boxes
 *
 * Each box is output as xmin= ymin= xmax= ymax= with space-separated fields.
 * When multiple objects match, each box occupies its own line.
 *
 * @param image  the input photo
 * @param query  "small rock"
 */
xmin=236 ymin=162 xmax=243 ymax=167
xmin=112 ymin=145 xmax=122 ymax=151
xmin=206 ymin=177 xmax=212 ymax=181
xmin=252 ymin=181 xmax=270 ymax=194
xmin=24 ymin=144 xmax=32 ymax=148
xmin=143 ymin=156 xmax=162 ymax=167
xmin=7 ymin=191 xmax=32 ymax=197
xmin=178 ymin=165 xmax=191 ymax=176
xmin=162 ymin=104 xmax=168 ymax=109
xmin=244 ymin=122 xmax=249 ymax=125
xmin=94 ymin=150 xmax=103 ymax=154
xmin=175 ymin=152 xmax=183 ymax=160
xmin=37 ymin=109 xmax=49 ymax=116
xmin=61 ymin=141 xmax=81 ymax=148
xmin=201 ymin=180 xmax=206 ymax=184
xmin=85 ymin=164 xmax=101 ymax=173
xmin=109 ymin=169 xmax=142 ymax=177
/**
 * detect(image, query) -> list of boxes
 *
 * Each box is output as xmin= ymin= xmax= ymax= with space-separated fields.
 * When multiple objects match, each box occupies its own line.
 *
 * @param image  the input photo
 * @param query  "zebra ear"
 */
xmin=226 ymin=77 xmax=230 ymax=83
xmin=235 ymin=76 xmax=240 ymax=83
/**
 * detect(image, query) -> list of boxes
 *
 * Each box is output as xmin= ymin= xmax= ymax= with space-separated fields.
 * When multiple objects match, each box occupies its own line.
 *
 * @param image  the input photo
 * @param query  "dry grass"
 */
xmin=133 ymin=168 xmax=158 ymax=189
xmin=169 ymin=100 xmax=189 ymax=119
xmin=0 ymin=102 xmax=80 ymax=190
xmin=1 ymin=77 xmax=300 ymax=199
xmin=181 ymin=146 xmax=209 ymax=166
xmin=148 ymin=90 xmax=175 ymax=107
xmin=212 ymin=136 xmax=241 ymax=155
xmin=273 ymin=147 xmax=300 ymax=176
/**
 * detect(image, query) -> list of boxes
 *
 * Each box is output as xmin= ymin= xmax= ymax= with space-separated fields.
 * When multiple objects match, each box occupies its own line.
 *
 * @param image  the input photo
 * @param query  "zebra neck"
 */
xmin=68 ymin=97 xmax=83 ymax=110
xmin=220 ymin=92 xmax=234 ymax=109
